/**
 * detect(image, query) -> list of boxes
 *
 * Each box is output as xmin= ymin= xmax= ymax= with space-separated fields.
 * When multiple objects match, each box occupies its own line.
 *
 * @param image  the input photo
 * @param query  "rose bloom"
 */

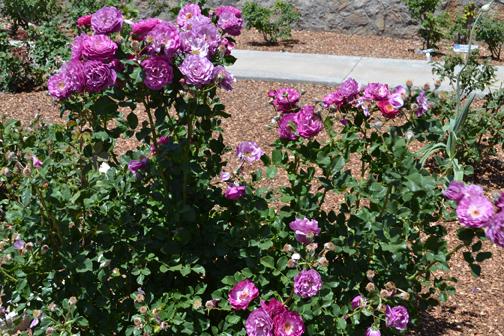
xmin=324 ymin=78 xmax=359 ymax=109
xmin=294 ymin=105 xmax=323 ymax=139
xmin=146 ymin=21 xmax=181 ymax=57
xmin=177 ymin=3 xmax=202 ymax=29
xmin=141 ymin=56 xmax=173 ymax=90
xmin=273 ymin=311 xmax=305 ymax=336
xmin=224 ymin=185 xmax=246 ymax=201
xmin=486 ymin=211 xmax=504 ymax=248
xmin=81 ymin=35 xmax=118 ymax=61
xmin=377 ymin=100 xmax=401 ymax=119
xmin=443 ymin=180 xmax=465 ymax=203
xmin=293 ymin=269 xmax=322 ymax=298
xmin=416 ymin=90 xmax=430 ymax=116
xmin=260 ymin=298 xmax=287 ymax=319
xmin=48 ymin=72 xmax=72 ymax=100
xmin=212 ymin=66 xmax=235 ymax=91
xmin=496 ymin=192 xmax=504 ymax=210
xmin=366 ymin=327 xmax=381 ymax=336
xmin=91 ymin=6 xmax=123 ymax=34
xmin=271 ymin=87 xmax=301 ymax=112
xmin=128 ymin=157 xmax=148 ymax=177
xmin=180 ymin=19 xmax=221 ymax=57
xmin=32 ymin=155 xmax=43 ymax=169
xmin=462 ymin=184 xmax=484 ymax=199
xmin=71 ymin=34 xmax=88 ymax=60
xmin=77 ymin=15 xmax=92 ymax=27
xmin=132 ymin=18 xmax=161 ymax=41
xmin=278 ymin=113 xmax=298 ymax=141
xmin=83 ymin=61 xmax=117 ymax=93
xmin=236 ymin=141 xmax=264 ymax=163
xmin=385 ymin=305 xmax=409 ymax=331
xmin=215 ymin=6 xmax=243 ymax=36
xmin=289 ymin=217 xmax=320 ymax=244
xmin=246 ymin=308 xmax=273 ymax=336
xmin=351 ymin=295 xmax=366 ymax=310
xmin=228 ymin=279 xmax=259 ymax=310
xmin=179 ymin=55 xmax=214 ymax=87
xmin=363 ymin=83 xmax=389 ymax=101
xmin=150 ymin=135 xmax=170 ymax=155
xmin=456 ymin=195 xmax=494 ymax=228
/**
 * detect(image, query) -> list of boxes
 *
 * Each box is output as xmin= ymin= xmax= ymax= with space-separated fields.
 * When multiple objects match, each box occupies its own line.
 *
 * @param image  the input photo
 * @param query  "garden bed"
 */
xmin=1 ymin=80 xmax=503 ymax=335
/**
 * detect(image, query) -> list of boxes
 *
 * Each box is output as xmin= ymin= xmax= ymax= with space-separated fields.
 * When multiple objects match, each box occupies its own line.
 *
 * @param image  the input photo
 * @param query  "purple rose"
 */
xmin=443 ymin=180 xmax=465 ymax=203
xmin=486 ymin=211 xmax=504 ymax=248
xmin=141 ymin=56 xmax=174 ymax=90
xmin=32 ymin=155 xmax=43 ymax=169
xmin=179 ymin=55 xmax=214 ymax=87
xmin=366 ymin=327 xmax=381 ymax=336
xmin=377 ymin=100 xmax=401 ymax=119
xmin=91 ymin=6 xmax=123 ymax=34
xmin=236 ymin=141 xmax=264 ymax=163
xmin=456 ymin=195 xmax=494 ymax=228
xmin=351 ymin=295 xmax=366 ymax=310
xmin=388 ymin=86 xmax=405 ymax=109
xmin=270 ymin=87 xmax=301 ymax=113
xmin=323 ymin=91 xmax=345 ymax=110
xmin=77 ymin=15 xmax=92 ymax=28
xmin=180 ymin=19 xmax=221 ymax=57
xmin=228 ymin=279 xmax=259 ymax=310
xmin=363 ymin=83 xmax=389 ymax=101
xmin=13 ymin=239 xmax=25 ymax=250
xmin=224 ymin=185 xmax=246 ymax=201
xmin=150 ymin=135 xmax=170 ymax=155
xmin=177 ymin=3 xmax=202 ymax=29
xmin=416 ymin=91 xmax=430 ymax=116
xmin=289 ymin=217 xmax=320 ymax=244
xmin=293 ymin=269 xmax=322 ymax=298
xmin=63 ymin=60 xmax=86 ymax=92
xmin=212 ymin=66 xmax=235 ymax=91
xmin=71 ymin=34 xmax=87 ymax=60
xmin=260 ymin=298 xmax=287 ymax=319
xmin=462 ymin=184 xmax=484 ymax=199
xmin=294 ymin=105 xmax=323 ymax=139
xmin=146 ymin=21 xmax=181 ymax=58
xmin=385 ymin=305 xmax=409 ymax=331
xmin=496 ymin=192 xmax=504 ymax=210
xmin=273 ymin=311 xmax=305 ymax=336
xmin=48 ymin=72 xmax=72 ymax=100
xmin=83 ymin=61 xmax=117 ymax=93
xmin=324 ymin=78 xmax=359 ymax=109
xmin=278 ymin=113 xmax=298 ymax=141
xmin=128 ymin=157 xmax=148 ymax=177
xmin=81 ymin=34 xmax=118 ymax=61
xmin=246 ymin=308 xmax=273 ymax=336
xmin=132 ymin=18 xmax=161 ymax=41
xmin=215 ymin=6 xmax=243 ymax=36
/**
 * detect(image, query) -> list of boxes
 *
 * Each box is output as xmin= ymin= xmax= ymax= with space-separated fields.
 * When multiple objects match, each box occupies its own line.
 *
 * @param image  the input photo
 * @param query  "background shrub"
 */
xmin=0 ymin=0 xmax=60 ymax=32
xmin=476 ymin=15 xmax=504 ymax=60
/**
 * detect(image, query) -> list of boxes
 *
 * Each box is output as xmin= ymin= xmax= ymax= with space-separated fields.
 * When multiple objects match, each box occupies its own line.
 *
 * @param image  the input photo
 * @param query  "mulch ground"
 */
xmin=1 ymin=80 xmax=503 ymax=335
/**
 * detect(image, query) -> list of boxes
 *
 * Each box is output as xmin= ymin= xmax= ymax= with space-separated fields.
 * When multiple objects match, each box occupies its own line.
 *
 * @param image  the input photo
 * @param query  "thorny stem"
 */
xmin=145 ymin=99 xmax=159 ymax=154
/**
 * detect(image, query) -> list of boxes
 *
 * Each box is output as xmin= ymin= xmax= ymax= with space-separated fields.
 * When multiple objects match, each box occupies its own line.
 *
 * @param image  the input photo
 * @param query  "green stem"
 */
xmin=0 ymin=266 xmax=17 ymax=283
xmin=145 ymin=103 xmax=159 ymax=153
xmin=379 ymin=185 xmax=393 ymax=218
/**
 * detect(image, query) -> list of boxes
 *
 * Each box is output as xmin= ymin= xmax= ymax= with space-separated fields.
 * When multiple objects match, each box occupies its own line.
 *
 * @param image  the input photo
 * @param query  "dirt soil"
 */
xmin=1 ymin=80 xmax=503 ymax=335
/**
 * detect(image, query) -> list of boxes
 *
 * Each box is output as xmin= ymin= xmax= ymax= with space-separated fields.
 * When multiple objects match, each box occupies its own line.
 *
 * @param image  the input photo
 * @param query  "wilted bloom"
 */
xmin=77 ymin=15 xmax=92 ymax=28
xmin=91 ymin=6 xmax=123 ymax=34
xmin=271 ymin=88 xmax=301 ymax=112
xmin=366 ymin=327 xmax=381 ymax=336
xmin=141 ymin=56 xmax=174 ymax=90
xmin=205 ymin=299 xmax=219 ymax=309
xmin=236 ymin=141 xmax=264 ymax=163
xmin=83 ymin=61 xmax=117 ymax=93
xmin=278 ymin=113 xmax=298 ymax=140
xmin=179 ymin=55 xmax=215 ymax=87
xmin=13 ymin=238 xmax=25 ymax=250
xmin=293 ymin=269 xmax=322 ymax=298
xmin=146 ymin=21 xmax=181 ymax=57
xmin=443 ymin=180 xmax=465 ymax=203
xmin=273 ymin=311 xmax=305 ymax=336
xmin=128 ymin=157 xmax=148 ymax=177
xmin=32 ymin=155 xmax=43 ymax=168
xmin=261 ymin=298 xmax=287 ymax=318
xmin=132 ymin=18 xmax=161 ymax=40
xmin=351 ymin=295 xmax=366 ymax=310
xmin=295 ymin=105 xmax=323 ymax=139
xmin=416 ymin=91 xmax=430 ymax=116
xmin=289 ymin=217 xmax=320 ymax=244
xmin=81 ymin=34 xmax=118 ymax=61
xmin=228 ymin=279 xmax=259 ymax=310
xmin=385 ymin=305 xmax=409 ymax=330
xmin=486 ymin=211 xmax=504 ymax=248
xmin=246 ymin=308 xmax=274 ymax=336
xmin=215 ymin=6 xmax=243 ymax=36
xmin=177 ymin=3 xmax=202 ymax=29
xmin=456 ymin=195 xmax=494 ymax=228
xmin=213 ymin=66 xmax=235 ymax=91
xmin=224 ymin=184 xmax=246 ymax=200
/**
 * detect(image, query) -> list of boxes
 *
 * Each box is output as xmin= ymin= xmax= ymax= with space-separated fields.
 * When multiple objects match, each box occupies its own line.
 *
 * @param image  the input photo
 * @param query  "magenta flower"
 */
xmin=496 ymin=193 xmax=504 ymax=210
xmin=179 ymin=55 xmax=215 ymax=87
xmin=83 ymin=61 xmax=117 ymax=93
xmin=388 ymin=86 xmax=405 ymax=109
xmin=416 ymin=91 xmax=430 ymax=116
xmin=289 ymin=218 xmax=320 ymax=244
xmin=215 ymin=6 xmax=243 ymax=36
xmin=293 ymin=269 xmax=322 ymax=298
xmin=128 ymin=157 xmax=148 ymax=177
xmin=271 ymin=88 xmax=301 ymax=113
xmin=363 ymin=83 xmax=389 ymax=101
xmin=272 ymin=311 xmax=305 ymax=336
xmin=294 ymin=105 xmax=323 ymax=139
xmin=150 ymin=136 xmax=170 ymax=155
xmin=278 ymin=113 xmax=298 ymax=141
xmin=236 ymin=141 xmax=264 ymax=163
xmin=177 ymin=3 xmax=202 ymax=29
xmin=81 ymin=35 xmax=118 ymax=61
xmin=366 ymin=327 xmax=381 ymax=336
xmin=486 ymin=211 xmax=504 ymax=248
xmin=146 ymin=21 xmax=181 ymax=58
xmin=132 ymin=18 xmax=161 ymax=41
xmin=377 ymin=100 xmax=401 ymax=119
xmin=323 ymin=91 xmax=345 ymax=109
xmin=456 ymin=195 xmax=494 ymax=228
xmin=246 ymin=308 xmax=274 ymax=336
xmin=385 ymin=305 xmax=409 ymax=331
xmin=141 ymin=56 xmax=174 ymax=90
xmin=351 ymin=295 xmax=366 ymax=310
xmin=228 ymin=279 xmax=259 ymax=310
xmin=32 ymin=155 xmax=43 ymax=168
xmin=71 ymin=34 xmax=87 ymax=60
xmin=213 ymin=66 xmax=235 ymax=91
xmin=324 ymin=78 xmax=359 ymax=109
xmin=48 ymin=72 xmax=72 ymax=100
xmin=224 ymin=185 xmax=246 ymax=201
xmin=462 ymin=184 xmax=484 ymax=199
xmin=443 ymin=180 xmax=465 ymax=203
xmin=77 ymin=15 xmax=92 ymax=28
xmin=62 ymin=60 xmax=86 ymax=92
xmin=180 ymin=19 xmax=221 ymax=57
xmin=260 ymin=298 xmax=287 ymax=319
xmin=91 ymin=6 xmax=123 ymax=35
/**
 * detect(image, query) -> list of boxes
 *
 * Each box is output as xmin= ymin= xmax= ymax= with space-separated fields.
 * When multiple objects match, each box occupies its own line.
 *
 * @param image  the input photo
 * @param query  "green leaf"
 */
xmin=260 ymin=256 xmax=275 ymax=269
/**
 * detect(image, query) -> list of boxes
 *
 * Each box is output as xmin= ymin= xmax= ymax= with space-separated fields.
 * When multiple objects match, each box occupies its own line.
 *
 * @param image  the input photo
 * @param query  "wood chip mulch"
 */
xmin=1 ymin=80 xmax=503 ymax=335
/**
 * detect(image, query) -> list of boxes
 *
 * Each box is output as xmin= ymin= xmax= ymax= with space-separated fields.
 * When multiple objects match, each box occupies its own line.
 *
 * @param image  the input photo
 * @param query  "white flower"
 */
xmin=291 ymin=253 xmax=301 ymax=261
xmin=99 ymin=162 xmax=111 ymax=174
xmin=481 ymin=3 xmax=491 ymax=12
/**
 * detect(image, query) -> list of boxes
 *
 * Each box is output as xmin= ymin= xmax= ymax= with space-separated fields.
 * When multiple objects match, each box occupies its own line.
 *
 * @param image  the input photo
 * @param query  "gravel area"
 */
xmin=1 ymin=80 xmax=504 ymax=335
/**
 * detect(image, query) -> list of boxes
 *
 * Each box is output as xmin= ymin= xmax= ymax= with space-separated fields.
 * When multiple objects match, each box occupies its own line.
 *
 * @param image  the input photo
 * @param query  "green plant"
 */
xmin=476 ymin=15 xmax=504 ymax=60
xmin=450 ymin=3 xmax=477 ymax=44
xmin=0 ymin=0 xmax=60 ymax=32
xmin=243 ymin=0 xmax=300 ymax=43
xmin=65 ymin=0 xmax=138 ymax=26
xmin=403 ymin=0 xmax=448 ymax=49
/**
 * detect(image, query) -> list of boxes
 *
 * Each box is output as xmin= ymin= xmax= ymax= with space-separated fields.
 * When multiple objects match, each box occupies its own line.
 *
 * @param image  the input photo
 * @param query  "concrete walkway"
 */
xmin=228 ymin=50 xmax=504 ymax=91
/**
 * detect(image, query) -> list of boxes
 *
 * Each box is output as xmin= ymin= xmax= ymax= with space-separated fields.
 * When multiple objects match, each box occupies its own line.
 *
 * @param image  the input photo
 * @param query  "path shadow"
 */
xmin=247 ymin=39 xmax=304 ymax=49
xmin=412 ymin=308 xmax=475 ymax=335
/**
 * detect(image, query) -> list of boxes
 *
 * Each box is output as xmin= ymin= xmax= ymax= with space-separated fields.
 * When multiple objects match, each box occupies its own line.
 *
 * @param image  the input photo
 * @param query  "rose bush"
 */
xmin=0 ymin=2 xmax=501 ymax=336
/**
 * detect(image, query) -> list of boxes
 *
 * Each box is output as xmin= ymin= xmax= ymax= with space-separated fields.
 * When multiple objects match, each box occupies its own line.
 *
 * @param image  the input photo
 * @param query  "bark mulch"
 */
xmin=1 ymin=80 xmax=503 ymax=335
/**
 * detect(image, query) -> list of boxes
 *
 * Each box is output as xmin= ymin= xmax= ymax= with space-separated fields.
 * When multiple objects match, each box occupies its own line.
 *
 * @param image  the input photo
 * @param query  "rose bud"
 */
xmin=365 ymin=282 xmax=376 ymax=293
